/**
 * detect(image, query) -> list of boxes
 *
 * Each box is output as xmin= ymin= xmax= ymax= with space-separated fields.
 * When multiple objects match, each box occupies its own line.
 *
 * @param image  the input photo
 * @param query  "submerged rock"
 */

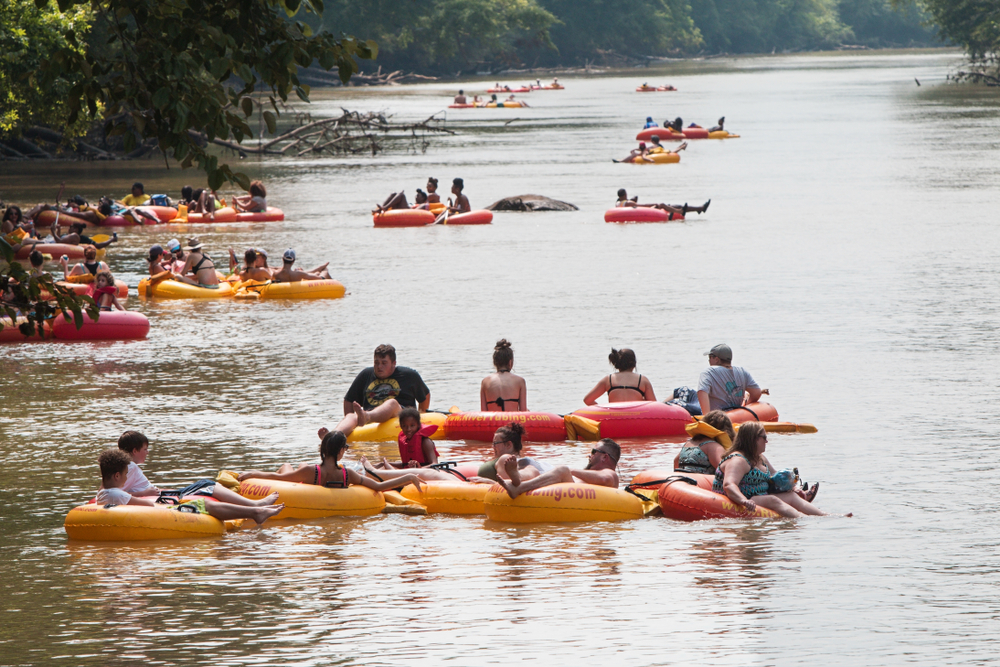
xmin=485 ymin=194 xmax=579 ymax=212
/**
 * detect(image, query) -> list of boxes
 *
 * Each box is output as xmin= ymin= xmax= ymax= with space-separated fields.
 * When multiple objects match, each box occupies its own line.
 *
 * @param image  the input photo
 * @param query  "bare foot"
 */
xmin=500 ymin=455 xmax=521 ymax=487
xmin=352 ymin=401 xmax=370 ymax=427
xmin=359 ymin=455 xmax=372 ymax=469
xmin=380 ymin=456 xmax=394 ymax=470
xmin=318 ymin=427 xmax=329 ymax=440
xmin=495 ymin=476 xmax=522 ymax=499
xmin=251 ymin=503 xmax=285 ymax=524
xmin=252 ymin=492 xmax=280 ymax=507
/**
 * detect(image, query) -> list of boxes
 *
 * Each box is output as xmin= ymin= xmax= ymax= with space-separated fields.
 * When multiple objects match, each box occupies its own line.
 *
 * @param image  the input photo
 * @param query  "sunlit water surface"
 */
xmin=2 ymin=50 xmax=999 ymax=666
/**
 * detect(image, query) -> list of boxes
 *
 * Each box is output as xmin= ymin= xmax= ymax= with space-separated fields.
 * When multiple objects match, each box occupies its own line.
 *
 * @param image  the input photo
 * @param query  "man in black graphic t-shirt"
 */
xmin=326 ymin=344 xmax=431 ymax=438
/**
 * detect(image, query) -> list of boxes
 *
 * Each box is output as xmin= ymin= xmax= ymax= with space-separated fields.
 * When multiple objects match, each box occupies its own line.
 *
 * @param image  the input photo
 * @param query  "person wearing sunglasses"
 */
xmin=492 ymin=439 xmax=621 ymax=500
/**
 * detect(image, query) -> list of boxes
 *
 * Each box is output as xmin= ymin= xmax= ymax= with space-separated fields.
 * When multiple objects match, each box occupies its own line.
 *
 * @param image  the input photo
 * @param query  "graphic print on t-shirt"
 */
xmin=365 ymin=377 xmax=401 ymax=407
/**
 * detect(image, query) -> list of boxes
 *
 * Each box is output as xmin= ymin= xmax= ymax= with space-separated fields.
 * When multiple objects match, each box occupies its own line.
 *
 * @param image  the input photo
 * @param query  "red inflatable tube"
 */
xmin=442 ymin=210 xmax=492 ymax=225
xmin=635 ymin=128 xmax=685 ymax=142
xmin=15 ymin=243 xmax=90 ymax=260
xmin=101 ymin=215 xmax=131 ymax=227
xmin=50 ymin=311 xmax=149 ymax=341
xmin=445 ymin=412 xmax=567 ymax=442
xmin=631 ymin=469 xmax=713 ymax=491
xmin=604 ymin=208 xmax=683 ymax=223
xmin=0 ymin=318 xmax=50 ymax=342
xmin=187 ymin=207 xmax=238 ymax=223
xmin=571 ymin=401 xmax=693 ymax=438
xmin=33 ymin=210 xmax=97 ymax=228
xmin=682 ymin=127 xmax=710 ymax=139
xmin=235 ymin=207 xmax=285 ymax=223
xmin=658 ymin=477 xmax=779 ymax=521
xmin=726 ymin=402 xmax=779 ymax=425
xmin=49 ymin=280 xmax=128 ymax=301
xmin=373 ymin=209 xmax=436 ymax=228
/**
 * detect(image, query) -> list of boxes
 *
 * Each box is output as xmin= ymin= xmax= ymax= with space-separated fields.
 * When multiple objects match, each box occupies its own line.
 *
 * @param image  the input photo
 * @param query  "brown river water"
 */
xmin=2 ymin=50 xmax=999 ymax=666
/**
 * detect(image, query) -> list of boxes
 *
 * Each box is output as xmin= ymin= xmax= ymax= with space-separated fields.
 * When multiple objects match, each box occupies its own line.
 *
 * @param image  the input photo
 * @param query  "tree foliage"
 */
xmin=690 ymin=0 xmax=849 ymax=53
xmin=33 ymin=0 xmax=376 ymax=189
xmin=839 ymin=0 xmax=934 ymax=47
xmin=903 ymin=0 xmax=999 ymax=59
xmin=0 ymin=239 xmax=99 ymax=338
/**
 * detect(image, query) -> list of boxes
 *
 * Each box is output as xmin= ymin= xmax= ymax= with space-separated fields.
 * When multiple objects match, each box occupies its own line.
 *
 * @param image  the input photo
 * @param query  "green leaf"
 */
xmin=240 ymin=96 xmax=253 ymax=118
xmin=0 ymin=238 xmax=13 ymax=264
xmin=233 ymin=172 xmax=251 ymax=191
xmin=262 ymin=110 xmax=276 ymax=135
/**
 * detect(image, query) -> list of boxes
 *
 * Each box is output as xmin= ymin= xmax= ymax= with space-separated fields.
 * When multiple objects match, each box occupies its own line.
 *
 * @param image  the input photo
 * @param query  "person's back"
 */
xmin=454 ymin=90 xmax=467 ymax=104
xmin=481 ymin=339 xmax=527 ymax=412
xmin=182 ymin=238 xmax=219 ymax=286
xmin=584 ymin=348 xmax=656 ymax=404
xmin=697 ymin=344 xmax=760 ymax=413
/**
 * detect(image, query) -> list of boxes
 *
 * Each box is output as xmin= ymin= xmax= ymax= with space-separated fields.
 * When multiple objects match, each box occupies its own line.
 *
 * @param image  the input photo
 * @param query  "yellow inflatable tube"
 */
xmin=400 ymin=481 xmax=489 ymax=515
xmin=238 ymin=479 xmax=385 ymax=519
xmin=234 ymin=279 xmax=346 ymax=300
xmin=347 ymin=412 xmax=449 ymax=443
xmin=634 ymin=152 xmax=680 ymax=164
xmin=484 ymin=483 xmax=645 ymax=523
xmin=708 ymin=130 xmax=740 ymax=139
xmin=64 ymin=503 xmax=225 ymax=540
xmin=138 ymin=277 xmax=234 ymax=299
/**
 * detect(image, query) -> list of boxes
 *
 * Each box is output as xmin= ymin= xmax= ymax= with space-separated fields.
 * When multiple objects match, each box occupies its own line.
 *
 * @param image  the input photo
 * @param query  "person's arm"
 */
xmin=238 ymin=465 xmax=313 ymax=483
xmin=348 ymin=467 xmax=424 ymax=492
xmin=703 ymin=442 xmax=726 ymax=470
xmin=721 ymin=458 xmax=755 ymax=511
xmin=421 ymin=437 xmax=438 ymax=466
xmin=480 ymin=378 xmax=489 ymax=411
xmin=762 ymin=455 xmax=776 ymax=475
xmin=110 ymin=294 xmax=125 ymax=311
xmin=697 ymin=390 xmax=711 ymax=416
xmin=419 ymin=393 xmax=430 ymax=412
xmin=569 ymin=468 xmax=618 ymax=488
xmin=642 ymin=377 xmax=657 ymax=402
xmin=672 ymin=451 xmax=681 ymax=469
xmin=92 ymin=234 xmax=117 ymax=250
xmin=583 ymin=377 xmax=609 ymax=406
xmin=50 ymin=221 xmax=67 ymax=243
xmin=518 ymin=377 xmax=527 ymax=411
xmin=746 ymin=386 xmax=762 ymax=404
xmin=126 ymin=495 xmax=157 ymax=507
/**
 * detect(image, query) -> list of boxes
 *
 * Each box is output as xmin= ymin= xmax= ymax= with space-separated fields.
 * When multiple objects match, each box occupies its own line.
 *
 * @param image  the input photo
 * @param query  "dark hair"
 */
xmin=192 ymin=188 xmax=205 ymax=201
xmin=3 ymin=205 xmax=22 ymax=224
xmin=29 ymin=250 xmax=44 ymax=268
xmin=495 ymin=422 xmax=525 ymax=453
xmin=727 ymin=422 xmax=765 ymax=468
xmin=73 ymin=195 xmax=87 ymax=205
xmin=99 ymin=448 xmax=132 ymax=479
xmin=617 ymin=188 xmax=627 ymax=198
xmin=319 ymin=430 xmax=348 ymax=466
xmin=493 ymin=338 xmax=513 ymax=370
xmin=98 ymin=200 xmax=112 ymax=216
xmin=415 ymin=189 xmax=427 ymax=203
xmin=608 ymin=348 xmax=636 ymax=372
xmin=458 ymin=90 xmax=464 ymax=95
xmin=95 ymin=269 xmax=114 ymax=286
xmin=699 ymin=410 xmax=736 ymax=443
xmin=374 ymin=344 xmax=396 ymax=362
xmin=244 ymin=249 xmax=257 ymax=266
xmin=398 ymin=407 xmax=421 ymax=425
xmin=453 ymin=178 xmax=464 ymax=190
xmin=147 ymin=246 xmax=163 ymax=262
xmin=181 ymin=185 xmax=193 ymax=202
xmin=249 ymin=180 xmax=266 ymax=198
xmin=132 ymin=182 xmax=144 ymax=193
xmin=70 ymin=222 xmax=86 ymax=232
xmin=428 ymin=177 xmax=438 ymax=187
xmin=83 ymin=246 xmax=97 ymax=260
xmin=118 ymin=430 xmax=149 ymax=453
xmin=599 ymin=438 xmax=621 ymax=465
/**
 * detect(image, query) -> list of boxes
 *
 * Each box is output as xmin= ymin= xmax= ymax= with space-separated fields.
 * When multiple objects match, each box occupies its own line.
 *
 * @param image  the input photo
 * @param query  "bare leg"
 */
xmin=750 ymin=495 xmax=803 ymax=518
xmin=360 ymin=398 xmax=402 ymax=426
xmin=675 ymin=141 xmax=688 ymax=152
xmin=499 ymin=455 xmax=521 ymax=487
xmin=173 ymin=274 xmax=199 ymax=286
xmin=277 ymin=463 xmax=295 ymax=474
xmin=495 ymin=466 xmax=575 ymax=499
xmin=772 ymin=491 xmax=830 ymax=516
xmin=205 ymin=502 xmax=285 ymax=524
xmin=361 ymin=464 xmax=454 ymax=482
xmin=212 ymin=485 xmax=280 ymax=507
xmin=334 ymin=412 xmax=359 ymax=436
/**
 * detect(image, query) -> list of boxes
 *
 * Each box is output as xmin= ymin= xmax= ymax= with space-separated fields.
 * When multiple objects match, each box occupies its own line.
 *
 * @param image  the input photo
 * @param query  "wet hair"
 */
xmin=617 ymin=188 xmax=627 ymax=198
xmin=495 ymin=422 xmax=525 ymax=453
xmin=147 ymin=246 xmax=163 ymax=262
xmin=99 ymin=448 xmax=132 ymax=479
xmin=95 ymin=270 xmax=114 ymax=286
xmin=118 ymin=430 xmax=149 ymax=454
xmin=493 ymin=338 xmax=513 ymax=370
xmin=415 ymin=189 xmax=427 ymax=204
xmin=132 ymin=182 xmax=144 ymax=193
xmin=374 ymin=344 xmax=396 ymax=363
xmin=453 ymin=178 xmax=464 ymax=190
xmin=698 ymin=410 xmax=736 ymax=443
xmin=249 ymin=180 xmax=266 ymax=198
xmin=28 ymin=250 xmax=44 ymax=268
xmin=83 ymin=246 xmax=97 ymax=260
xmin=608 ymin=348 xmax=637 ymax=372
xmin=398 ymin=407 xmax=421 ymax=426
xmin=3 ymin=206 xmax=22 ymax=224
xmin=181 ymin=185 xmax=193 ymax=202
xmin=244 ymin=249 xmax=257 ymax=267
xmin=599 ymin=438 xmax=621 ymax=465
xmin=427 ymin=177 xmax=438 ymax=188
xmin=726 ymin=422 xmax=766 ymax=468
xmin=319 ymin=430 xmax=348 ymax=466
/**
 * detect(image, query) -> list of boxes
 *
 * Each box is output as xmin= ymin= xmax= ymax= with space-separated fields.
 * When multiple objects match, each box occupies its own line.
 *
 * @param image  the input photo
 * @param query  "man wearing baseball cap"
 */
xmin=697 ymin=344 xmax=762 ymax=415
xmin=271 ymin=248 xmax=332 ymax=283
xmin=166 ymin=238 xmax=186 ymax=273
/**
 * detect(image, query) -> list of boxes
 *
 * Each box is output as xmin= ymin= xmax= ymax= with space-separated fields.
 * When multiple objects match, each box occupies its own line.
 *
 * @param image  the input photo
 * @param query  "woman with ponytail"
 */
xmin=480 ymin=339 xmax=527 ymax=412
xmin=583 ymin=348 xmax=657 ymax=405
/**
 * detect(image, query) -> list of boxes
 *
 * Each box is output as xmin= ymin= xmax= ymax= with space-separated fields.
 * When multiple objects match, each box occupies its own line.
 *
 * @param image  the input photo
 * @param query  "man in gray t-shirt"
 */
xmin=697 ymin=344 xmax=762 ymax=414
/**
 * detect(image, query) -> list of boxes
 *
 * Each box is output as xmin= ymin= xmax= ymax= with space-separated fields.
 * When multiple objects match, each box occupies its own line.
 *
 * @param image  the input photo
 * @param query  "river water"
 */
xmin=2 ymin=50 xmax=998 ymax=666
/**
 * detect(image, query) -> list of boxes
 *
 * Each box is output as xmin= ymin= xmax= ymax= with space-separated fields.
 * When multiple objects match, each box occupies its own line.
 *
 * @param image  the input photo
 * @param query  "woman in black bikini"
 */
xmin=177 ymin=237 xmax=220 ymax=287
xmin=238 ymin=430 xmax=425 ymax=492
xmin=480 ymin=339 xmax=527 ymax=412
xmin=583 ymin=347 xmax=657 ymax=405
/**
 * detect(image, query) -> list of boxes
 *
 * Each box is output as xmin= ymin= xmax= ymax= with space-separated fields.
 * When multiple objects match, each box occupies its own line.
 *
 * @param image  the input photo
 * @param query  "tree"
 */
xmin=0 ymin=239 xmax=99 ymax=338
xmin=838 ymin=0 xmax=935 ymax=48
xmin=33 ymin=0 xmax=377 ymax=190
xmin=690 ymin=0 xmax=849 ymax=53
xmin=903 ymin=0 xmax=999 ymax=59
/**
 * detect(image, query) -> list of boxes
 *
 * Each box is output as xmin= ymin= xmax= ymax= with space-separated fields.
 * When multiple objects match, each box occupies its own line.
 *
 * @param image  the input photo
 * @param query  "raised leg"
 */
xmin=205 ymin=502 xmax=285 ymax=525
xmin=212 ymin=485 xmax=280 ymax=507
xmin=495 ymin=466 xmax=575 ymax=499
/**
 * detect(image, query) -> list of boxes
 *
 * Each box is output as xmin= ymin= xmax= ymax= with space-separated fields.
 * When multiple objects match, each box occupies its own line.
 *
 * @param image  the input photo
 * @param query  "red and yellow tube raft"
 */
xmin=484 ymin=483 xmax=649 ymax=523
xmin=238 ymin=479 xmax=385 ymax=519
xmin=482 ymin=101 xmax=528 ymax=108
xmin=604 ymin=208 xmax=683 ymax=223
xmin=233 ymin=279 xmax=345 ymax=300
xmin=126 ymin=205 xmax=178 ymax=224
xmin=138 ymin=277 xmax=234 ymax=299
xmin=346 ymin=411 xmax=449 ymax=443
xmin=627 ymin=151 xmax=680 ymax=164
xmin=571 ymin=401 xmax=693 ymax=438
xmin=656 ymin=476 xmax=779 ymax=521
xmin=445 ymin=411 xmax=566 ymax=442
xmin=487 ymin=86 xmax=530 ymax=93
xmin=34 ymin=209 xmax=97 ymax=227
xmin=440 ymin=210 xmax=492 ymax=225
xmin=53 ymin=278 xmax=128 ymax=301
xmin=373 ymin=209 xmax=436 ymax=228
xmin=64 ymin=503 xmax=226 ymax=540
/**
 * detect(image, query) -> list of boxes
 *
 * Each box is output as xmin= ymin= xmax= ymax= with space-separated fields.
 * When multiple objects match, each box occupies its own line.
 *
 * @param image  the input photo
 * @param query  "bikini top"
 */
xmin=608 ymin=374 xmax=645 ymax=399
xmin=192 ymin=253 xmax=215 ymax=274
xmin=314 ymin=464 xmax=349 ymax=488
xmin=486 ymin=370 xmax=520 ymax=410
xmin=84 ymin=261 xmax=100 ymax=275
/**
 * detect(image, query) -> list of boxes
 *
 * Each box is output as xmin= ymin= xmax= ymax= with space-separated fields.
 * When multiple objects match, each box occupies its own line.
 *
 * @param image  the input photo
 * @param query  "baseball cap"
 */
xmin=166 ymin=238 xmax=181 ymax=252
xmin=282 ymin=249 xmax=296 ymax=262
xmin=705 ymin=344 xmax=733 ymax=362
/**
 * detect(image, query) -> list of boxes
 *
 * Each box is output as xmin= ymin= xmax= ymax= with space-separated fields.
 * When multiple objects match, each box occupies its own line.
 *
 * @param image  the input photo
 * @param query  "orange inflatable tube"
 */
xmin=571 ymin=401 xmax=692 ymax=438
xmin=657 ymin=477 xmax=779 ymax=521
xmin=373 ymin=209 xmax=436 ymax=228
xmin=187 ymin=207 xmax=238 ymax=223
xmin=630 ymin=469 xmax=713 ymax=491
xmin=604 ymin=208 xmax=683 ymax=223
xmin=235 ymin=207 xmax=285 ymax=223
xmin=726 ymin=402 xmax=779 ymax=425
xmin=15 ymin=243 xmax=90 ymax=260
xmin=635 ymin=128 xmax=685 ymax=142
xmin=441 ymin=210 xmax=492 ymax=225
xmin=444 ymin=411 xmax=567 ymax=442
xmin=34 ymin=210 xmax=96 ymax=228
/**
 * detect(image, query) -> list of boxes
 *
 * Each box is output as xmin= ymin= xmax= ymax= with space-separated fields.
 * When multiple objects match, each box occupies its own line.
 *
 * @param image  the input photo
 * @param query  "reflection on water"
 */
xmin=4 ymin=50 xmax=1000 ymax=665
